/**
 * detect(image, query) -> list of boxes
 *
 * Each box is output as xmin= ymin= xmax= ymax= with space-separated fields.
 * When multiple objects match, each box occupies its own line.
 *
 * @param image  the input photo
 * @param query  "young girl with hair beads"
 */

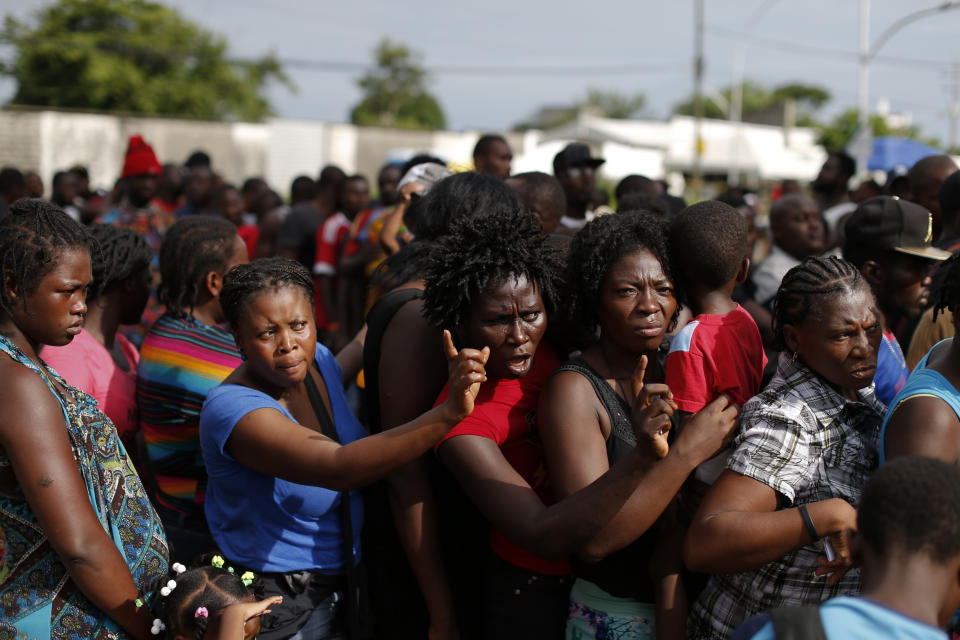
xmin=153 ymin=560 xmax=282 ymax=640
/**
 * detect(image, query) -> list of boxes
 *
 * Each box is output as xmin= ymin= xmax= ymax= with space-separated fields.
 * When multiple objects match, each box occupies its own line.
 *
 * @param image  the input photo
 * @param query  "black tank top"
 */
xmin=362 ymin=287 xmax=423 ymax=434
xmin=556 ymin=356 xmax=658 ymax=603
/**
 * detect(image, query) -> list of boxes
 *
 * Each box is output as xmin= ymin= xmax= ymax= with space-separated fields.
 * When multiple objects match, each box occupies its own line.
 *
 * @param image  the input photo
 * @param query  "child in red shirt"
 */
xmin=666 ymin=201 xmax=767 ymax=485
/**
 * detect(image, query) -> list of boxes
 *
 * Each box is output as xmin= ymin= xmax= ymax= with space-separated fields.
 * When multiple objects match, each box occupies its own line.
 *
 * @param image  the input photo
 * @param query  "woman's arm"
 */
xmin=884 ymin=395 xmax=960 ymax=463
xmin=0 ymin=367 xmax=154 ymax=640
xmin=437 ymin=384 xmax=737 ymax=563
xmin=539 ymin=369 xmax=737 ymax=561
xmin=226 ymin=331 xmax=487 ymax=492
xmin=334 ymin=324 xmax=366 ymax=386
xmin=378 ymin=300 xmax=459 ymax=639
xmin=683 ymin=470 xmax=857 ymax=574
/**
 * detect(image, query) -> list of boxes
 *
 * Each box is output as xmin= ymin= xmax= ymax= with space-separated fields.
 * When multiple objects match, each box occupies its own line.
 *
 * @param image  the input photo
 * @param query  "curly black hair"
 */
xmin=158 ymin=565 xmax=256 ymax=640
xmin=859 ymin=456 xmax=960 ymax=563
xmin=158 ymin=215 xmax=240 ymax=315
xmin=220 ymin=257 xmax=314 ymax=329
xmin=564 ymin=210 xmax=676 ymax=342
xmin=86 ymin=224 xmax=153 ymax=303
xmin=411 ymin=172 xmax=522 ymax=241
xmin=421 ymin=205 xmax=562 ymax=331
xmin=771 ymin=255 xmax=865 ymax=350
xmin=670 ymin=200 xmax=748 ymax=293
xmin=0 ymin=198 xmax=93 ymax=317
xmin=932 ymin=252 xmax=960 ymax=320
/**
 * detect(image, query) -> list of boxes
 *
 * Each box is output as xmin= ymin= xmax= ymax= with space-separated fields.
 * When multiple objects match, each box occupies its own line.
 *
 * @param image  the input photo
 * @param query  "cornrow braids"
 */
xmin=157 ymin=565 xmax=255 ymax=640
xmin=0 ymin=198 xmax=92 ymax=317
xmin=564 ymin=210 xmax=676 ymax=346
xmin=421 ymin=205 xmax=562 ymax=331
xmin=772 ymin=255 xmax=864 ymax=350
xmin=86 ymin=224 xmax=153 ymax=302
xmin=220 ymin=257 xmax=314 ymax=329
xmin=158 ymin=215 xmax=240 ymax=315
xmin=933 ymin=252 xmax=960 ymax=320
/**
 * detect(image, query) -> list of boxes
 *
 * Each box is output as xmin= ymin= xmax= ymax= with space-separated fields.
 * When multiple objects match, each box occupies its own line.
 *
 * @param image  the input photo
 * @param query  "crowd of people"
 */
xmin=2 ymin=131 xmax=960 ymax=640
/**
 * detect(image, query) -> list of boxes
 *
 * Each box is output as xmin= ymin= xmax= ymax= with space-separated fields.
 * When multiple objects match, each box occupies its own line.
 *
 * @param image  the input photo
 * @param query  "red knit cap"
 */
xmin=121 ymin=135 xmax=163 ymax=179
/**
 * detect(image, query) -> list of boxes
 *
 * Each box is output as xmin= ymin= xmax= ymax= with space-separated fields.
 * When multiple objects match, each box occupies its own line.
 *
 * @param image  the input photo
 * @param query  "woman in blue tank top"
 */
xmin=883 ymin=255 xmax=960 ymax=466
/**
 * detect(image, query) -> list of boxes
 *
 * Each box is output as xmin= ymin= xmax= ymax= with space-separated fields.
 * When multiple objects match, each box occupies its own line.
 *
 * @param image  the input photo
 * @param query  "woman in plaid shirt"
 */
xmin=684 ymin=256 xmax=886 ymax=639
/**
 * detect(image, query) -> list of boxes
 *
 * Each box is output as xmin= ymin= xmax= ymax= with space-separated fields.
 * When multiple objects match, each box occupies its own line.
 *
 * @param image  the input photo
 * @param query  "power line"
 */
xmin=242 ymin=57 xmax=688 ymax=76
xmin=707 ymin=24 xmax=953 ymax=69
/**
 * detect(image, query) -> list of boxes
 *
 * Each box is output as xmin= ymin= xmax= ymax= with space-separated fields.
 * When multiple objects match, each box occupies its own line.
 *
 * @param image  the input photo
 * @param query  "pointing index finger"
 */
xmin=442 ymin=329 xmax=459 ymax=361
xmin=631 ymin=354 xmax=648 ymax=400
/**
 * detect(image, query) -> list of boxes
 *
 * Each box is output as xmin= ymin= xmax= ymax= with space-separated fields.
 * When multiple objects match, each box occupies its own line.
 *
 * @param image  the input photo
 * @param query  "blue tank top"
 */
xmin=880 ymin=339 xmax=960 ymax=464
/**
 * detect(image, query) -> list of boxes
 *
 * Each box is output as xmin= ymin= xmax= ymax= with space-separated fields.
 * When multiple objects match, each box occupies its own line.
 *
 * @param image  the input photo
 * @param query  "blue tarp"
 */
xmin=867 ymin=136 xmax=943 ymax=172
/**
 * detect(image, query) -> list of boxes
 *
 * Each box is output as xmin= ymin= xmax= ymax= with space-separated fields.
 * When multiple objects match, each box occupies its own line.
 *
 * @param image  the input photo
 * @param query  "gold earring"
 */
xmin=791 ymin=351 xmax=798 ymax=363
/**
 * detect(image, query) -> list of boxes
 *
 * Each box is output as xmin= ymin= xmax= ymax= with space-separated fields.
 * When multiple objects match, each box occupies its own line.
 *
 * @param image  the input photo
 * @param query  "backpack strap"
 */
xmin=303 ymin=367 xmax=362 ymax=638
xmin=769 ymin=605 xmax=828 ymax=640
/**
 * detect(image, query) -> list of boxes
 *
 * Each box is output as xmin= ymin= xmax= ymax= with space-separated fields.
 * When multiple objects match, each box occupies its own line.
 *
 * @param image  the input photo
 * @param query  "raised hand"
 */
xmin=441 ymin=330 xmax=489 ymax=422
xmin=673 ymin=394 xmax=739 ymax=466
xmin=629 ymin=354 xmax=677 ymax=459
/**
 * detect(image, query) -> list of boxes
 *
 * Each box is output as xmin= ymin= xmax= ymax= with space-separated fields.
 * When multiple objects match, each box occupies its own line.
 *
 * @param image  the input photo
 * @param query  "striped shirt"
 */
xmin=137 ymin=313 xmax=242 ymax=516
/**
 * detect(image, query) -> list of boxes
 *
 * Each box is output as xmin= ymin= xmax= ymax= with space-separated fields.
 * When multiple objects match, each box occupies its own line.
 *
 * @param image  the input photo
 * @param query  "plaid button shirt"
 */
xmin=687 ymin=353 xmax=885 ymax=640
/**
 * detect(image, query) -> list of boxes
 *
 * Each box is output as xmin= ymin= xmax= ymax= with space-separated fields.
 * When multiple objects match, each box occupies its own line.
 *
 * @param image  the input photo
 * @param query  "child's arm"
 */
xmin=211 ymin=596 xmax=282 ymax=640
xmin=651 ymin=503 xmax=687 ymax=640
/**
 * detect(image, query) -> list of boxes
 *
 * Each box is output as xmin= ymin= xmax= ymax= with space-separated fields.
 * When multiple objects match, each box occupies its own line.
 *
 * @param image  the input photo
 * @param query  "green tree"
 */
xmin=0 ymin=0 xmax=290 ymax=121
xmin=514 ymin=88 xmax=647 ymax=130
xmin=350 ymin=39 xmax=445 ymax=130
xmin=673 ymin=81 xmax=830 ymax=125
xmin=816 ymin=108 xmax=941 ymax=152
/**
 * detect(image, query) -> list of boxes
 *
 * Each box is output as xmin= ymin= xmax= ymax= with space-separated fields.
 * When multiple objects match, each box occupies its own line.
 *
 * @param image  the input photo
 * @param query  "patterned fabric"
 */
xmin=137 ymin=313 xmax=242 ymax=517
xmin=687 ymin=353 xmax=885 ymax=640
xmin=0 ymin=335 xmax=168 ymax=639
xmin=566 ymin=578 xmax=656 ymax=640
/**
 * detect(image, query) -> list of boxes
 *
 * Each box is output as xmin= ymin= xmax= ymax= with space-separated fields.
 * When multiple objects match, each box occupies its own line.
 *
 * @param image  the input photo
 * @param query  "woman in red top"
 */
xmin=423 ymin=207 xmax=735 ymax=640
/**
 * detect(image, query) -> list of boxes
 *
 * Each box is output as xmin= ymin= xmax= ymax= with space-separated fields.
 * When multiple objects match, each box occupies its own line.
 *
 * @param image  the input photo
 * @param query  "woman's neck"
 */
xmin=183 ymin=303 xmax=219 ymax=328
xmin=82 ymin=298 xmax=119 ymax=350
xmin=0 ymin=317 xmax=40 ymax=362
xmin=592 ymin=336 xmax=660 ymax=381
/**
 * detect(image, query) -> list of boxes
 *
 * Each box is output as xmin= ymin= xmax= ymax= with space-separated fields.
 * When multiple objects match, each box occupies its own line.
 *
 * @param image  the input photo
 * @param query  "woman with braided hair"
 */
xmin=0 ymin=199 xmax=168 ymax=639
xmin=198 ymin=257 xmax=488 ymax=639
xmin=41 ymin=224 xmax=152 ymax=456
xmin=883 ymin=252 xmax=960 ymax=466
xmin=685 ymin=255 xmax=886 ymax=639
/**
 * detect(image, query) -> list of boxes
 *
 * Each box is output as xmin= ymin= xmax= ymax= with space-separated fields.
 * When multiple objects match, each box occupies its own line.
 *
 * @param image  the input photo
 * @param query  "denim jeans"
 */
xmin=288 ymin=591 xmax=341 ymax=640
xmin=481 ymin=553 xmax=573 ymax=640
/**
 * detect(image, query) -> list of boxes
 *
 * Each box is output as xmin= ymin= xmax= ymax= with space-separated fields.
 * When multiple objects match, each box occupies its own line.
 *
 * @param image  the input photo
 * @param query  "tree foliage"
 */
xmin=350 ymin=39 xmax=445 ymax=130
xmin=515 ymin=88 xmax=647 ymax=130
xmin=0 ymin=0 xmax=291 ymax=121
xmin=816 ymin=108 xmax=941 ymax=152
xmin=673 ymin=80 xmax=830 ymax=125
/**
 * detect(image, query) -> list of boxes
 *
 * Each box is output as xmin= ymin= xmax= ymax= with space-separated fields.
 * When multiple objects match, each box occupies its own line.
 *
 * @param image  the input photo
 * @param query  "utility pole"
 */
xmin=693 ymin=0 xmax=704 ymax=199
xmin=950 ymin=61 xmax=960 ymax=152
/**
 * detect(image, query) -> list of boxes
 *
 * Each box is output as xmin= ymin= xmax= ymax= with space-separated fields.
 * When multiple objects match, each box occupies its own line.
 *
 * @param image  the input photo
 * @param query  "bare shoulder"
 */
xmin=0 ymin=356 xmax=67 ymax=445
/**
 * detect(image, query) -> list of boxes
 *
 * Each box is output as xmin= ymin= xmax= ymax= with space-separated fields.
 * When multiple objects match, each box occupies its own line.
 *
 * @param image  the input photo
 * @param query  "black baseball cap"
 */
xmin=844 ymin=196 xmax=951 ymax=261
xmin=553 ymin=143 xmax=605 ymax=175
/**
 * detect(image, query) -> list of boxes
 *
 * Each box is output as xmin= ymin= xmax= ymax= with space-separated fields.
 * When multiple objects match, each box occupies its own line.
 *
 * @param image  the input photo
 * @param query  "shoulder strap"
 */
xmin=557 ymin=357 xmax=636 ymax=447
xmin=769 ymin=605 xmax=827 ymax=640
xmin=303 ymin=366 xmax=365 ymax=638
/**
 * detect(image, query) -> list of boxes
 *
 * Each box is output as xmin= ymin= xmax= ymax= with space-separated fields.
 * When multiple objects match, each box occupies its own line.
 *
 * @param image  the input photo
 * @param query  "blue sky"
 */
xmin=2 ymin=0 xmax=959 ymax=144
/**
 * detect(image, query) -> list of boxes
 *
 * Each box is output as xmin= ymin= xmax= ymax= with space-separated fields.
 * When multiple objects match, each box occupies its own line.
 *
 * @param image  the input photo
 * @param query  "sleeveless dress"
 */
xmin=556 ymin=357 xmax=659 ymax=640
xmin=0 ymin=335 xmax=169 ymax=640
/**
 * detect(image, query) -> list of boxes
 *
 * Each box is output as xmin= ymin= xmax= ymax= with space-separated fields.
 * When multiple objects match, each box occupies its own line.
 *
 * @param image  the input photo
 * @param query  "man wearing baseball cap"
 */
xmin=843 ymin=196 xmax=951 ymax=405
xmin=553 ymin=142 xmax=605 ymax=230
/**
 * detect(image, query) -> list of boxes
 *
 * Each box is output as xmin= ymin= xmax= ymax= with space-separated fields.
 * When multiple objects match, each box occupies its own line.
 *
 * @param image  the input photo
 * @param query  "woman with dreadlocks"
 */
xmin=41 ymin=224 xmax=152 ymax=457
xmin=198 ymin=257 xmax=488 ymax=640
xmin=684 ymin=255 xmax=886 ymax=639
xmin=0 ymin=199 xmax=168 ymax=639
xmin=883 ymin=253 xmax=960 ymax=465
